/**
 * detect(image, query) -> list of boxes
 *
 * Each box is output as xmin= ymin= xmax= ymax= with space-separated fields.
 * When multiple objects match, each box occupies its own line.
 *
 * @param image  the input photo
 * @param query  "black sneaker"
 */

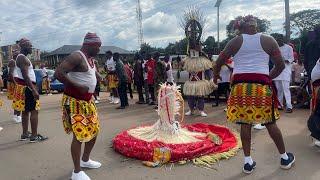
xmin=20 ymin=132 xmax=32 ymax=141
xmin=149 ymin=102 xmax=156 ymax=105
xmin=280 ymin=152 xmax=295 ymax=169
xmin=285 ymin=108 xmax=293 ymax=113
xmin=116 ymin=106 xmax=125 ymax=109
xmin=243 ymin=161 xmax=256 ymax=174
xmin=135 ymin=101 xmax=145 ymax=104
xmin=30 ymin=134 xmax=48 ymax=143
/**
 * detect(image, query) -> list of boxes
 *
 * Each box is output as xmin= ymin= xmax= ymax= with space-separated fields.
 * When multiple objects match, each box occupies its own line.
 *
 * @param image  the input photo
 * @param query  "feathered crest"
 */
xmin=180 ymin=6 xmax=206 ymax=30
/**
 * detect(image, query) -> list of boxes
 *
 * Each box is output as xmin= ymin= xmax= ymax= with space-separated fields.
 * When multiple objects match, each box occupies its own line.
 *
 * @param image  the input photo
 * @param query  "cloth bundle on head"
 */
xmin=83 ymin=32 xmax=101 ymax=46
xmin=233 ymin=15 xmax=257 ymax=33
xmin=18 ymin=38 xmax=31 ymax=47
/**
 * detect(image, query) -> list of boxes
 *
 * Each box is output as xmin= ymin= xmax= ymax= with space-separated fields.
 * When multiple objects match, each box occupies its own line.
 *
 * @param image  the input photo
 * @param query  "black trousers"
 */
xmin=136 ymin=84 xmax=144 ymax=102
xmin=148 ymin=84 xmax=155 ymax=102
xmin=94 ymin=83 xmax=100 ymax=97
xmin=127 ymin=83 xmax=133 ymax=98
xmin=214 ymin=82 xmax=230 ymax=106
xmin=118 ymin=83 xmax=128 ymax=107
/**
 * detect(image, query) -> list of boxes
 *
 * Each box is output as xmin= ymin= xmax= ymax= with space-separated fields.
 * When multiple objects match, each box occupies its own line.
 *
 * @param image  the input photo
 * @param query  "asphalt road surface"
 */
xmin=0 ymin=93 xmax=319 ymax=180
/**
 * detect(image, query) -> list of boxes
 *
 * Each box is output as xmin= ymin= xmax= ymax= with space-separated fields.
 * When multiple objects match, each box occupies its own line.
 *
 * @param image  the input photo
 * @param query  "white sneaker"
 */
xmin=200 ymin=111 xmax=208 ymax=117
xmin=80 ymin=159 xmax=102 ymax=169
xmin=0 ymin=126 xmax=3 ymax=132
xmin=16 ymin=116 xmax=22 ymax=123
xmin=113 ymin=98 xmax=120 ymax=104
xmin=185 ymin=110 xmax=193 ymax=116
xmin=314 ymin=140 xmax=320 ymax=147
xmin=13 ymin=115 xmax=21 ymax=123
xmin=71 ymin=170 xmax=91 ymax=180
xmin=253 ymin=124 xmax=266 ymax=130
xmin=94 ymin=100 xmax=100 ymax=104
xmin=223 ymin=108 xmax=227 ymax=112
xmin=48 ymin=93 xmax=53 ymax=96
xmin=108 ymin=96 xmax=114 ymax=102
xmin=13 ymin=115 xmax=18 ymax=122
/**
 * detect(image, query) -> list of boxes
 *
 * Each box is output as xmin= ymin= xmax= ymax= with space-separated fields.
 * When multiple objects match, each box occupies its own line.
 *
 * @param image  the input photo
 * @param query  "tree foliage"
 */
xmin=139 ymin=43 xmax=165 ymax=55
xmin=290 ymin=9 xmax=320 ymax=34
xmin=202 ymin=36 xmax=216 ymax=54
xmin=226 ymin=16 xmax=271 ymax=39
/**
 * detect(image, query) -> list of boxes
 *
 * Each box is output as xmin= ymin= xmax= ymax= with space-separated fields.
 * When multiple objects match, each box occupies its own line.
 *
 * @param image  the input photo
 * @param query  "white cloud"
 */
xmin=0 ymin=0 xmax=319 ymax=51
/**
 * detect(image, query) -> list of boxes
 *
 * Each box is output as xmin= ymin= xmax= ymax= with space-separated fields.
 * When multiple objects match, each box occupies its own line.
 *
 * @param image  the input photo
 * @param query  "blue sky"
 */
xmin=0 ymin=0 xmax=319 ymax=51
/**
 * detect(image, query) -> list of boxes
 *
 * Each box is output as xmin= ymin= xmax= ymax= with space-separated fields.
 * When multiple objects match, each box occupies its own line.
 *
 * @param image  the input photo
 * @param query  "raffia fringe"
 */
xmin=191 ymin=130 xmax=242 ymax=169
xmin=183 ymin=57 xmax=213 ymax=72
xmin=183 ymin=80 xmax=217 ymax=96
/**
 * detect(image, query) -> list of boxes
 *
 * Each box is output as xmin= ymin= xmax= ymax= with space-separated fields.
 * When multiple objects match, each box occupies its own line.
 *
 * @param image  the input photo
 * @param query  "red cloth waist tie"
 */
xmin=64 ymin=86 xmax=93 ymax=101
xmin=14 ymin=78 xmax=36 ymax=86
xmin=232 ymin=73 xmax=280 ymax=108
xmin=311 ymin=79 xmax=320 ymax=111
xmin=312 ymin=79 xmax=320 ymax=87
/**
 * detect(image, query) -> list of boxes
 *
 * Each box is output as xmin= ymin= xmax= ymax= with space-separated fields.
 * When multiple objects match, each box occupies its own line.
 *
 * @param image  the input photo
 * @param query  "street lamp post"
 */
xmin=215 ymin=0 xmax=222 ymax=52
xmin=285 ymin=0 xmax=290 ymax=42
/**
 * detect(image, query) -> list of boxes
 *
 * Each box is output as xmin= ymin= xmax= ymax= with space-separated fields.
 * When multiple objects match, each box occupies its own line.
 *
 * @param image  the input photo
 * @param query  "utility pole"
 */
xmin=285 ymin=0 xmax=290 ymax=42
xmin=136 ymin=0 xmax=144 ymax=50
xmin=214 ymin=0 xmax=222 ymax=52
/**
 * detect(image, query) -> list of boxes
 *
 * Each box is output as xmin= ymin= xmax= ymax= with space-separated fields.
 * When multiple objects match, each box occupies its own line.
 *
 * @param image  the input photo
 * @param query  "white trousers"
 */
xmin=274 ymin=80 xmax=293 ymax=109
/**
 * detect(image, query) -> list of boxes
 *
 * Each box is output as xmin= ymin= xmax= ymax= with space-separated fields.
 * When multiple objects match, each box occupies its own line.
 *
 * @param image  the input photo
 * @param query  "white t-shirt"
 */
xmin=219 ymin=62 xmax=233 ymax=83
xmin=165 ymin=61 xmax=174 ymax=83
xmin=105 ymin=57 xmax=115 ymax=71
xmin=42 ymin=67 xmax=48 ymax=77
xmin=311 ymin=58 xmax=320 ymax=82
xmin=142 ymin=59 xmax=148 ymax=80
xmin=273 ymin=44 xmax=294 ymax=81
xmin=292 ymin=62 xmax=304 ymax=83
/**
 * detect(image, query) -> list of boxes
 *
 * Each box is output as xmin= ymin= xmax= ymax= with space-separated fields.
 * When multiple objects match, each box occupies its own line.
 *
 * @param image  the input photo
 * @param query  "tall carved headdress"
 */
xmin=181 ymin=7 xmax=206 ymax=55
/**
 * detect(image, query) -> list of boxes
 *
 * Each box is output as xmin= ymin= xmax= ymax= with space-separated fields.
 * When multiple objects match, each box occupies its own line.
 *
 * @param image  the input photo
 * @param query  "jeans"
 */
xmin=187 ymin=96 xmax=205 ymax=111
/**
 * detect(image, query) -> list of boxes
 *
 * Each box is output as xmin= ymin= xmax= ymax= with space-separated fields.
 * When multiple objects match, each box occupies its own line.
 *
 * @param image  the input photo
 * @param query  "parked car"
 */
xmin=34 ymin=69 xmax=64 ymax=94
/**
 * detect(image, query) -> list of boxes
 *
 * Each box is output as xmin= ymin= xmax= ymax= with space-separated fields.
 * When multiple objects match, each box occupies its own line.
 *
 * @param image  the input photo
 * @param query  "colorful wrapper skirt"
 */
xmin=311 ymin=80 xmax=320 ymax=112
xmin=42 ymin=78 xmax=50 ymax=90
xmin=7 ymin=81 xmax=15 ymax=100
xmin=227 ymin=83 xmax=280 ymax=124
xmin=61 ymin=94 xmax=100 ymax=143
xmin=107 ymin=74 xmax=118 ymax=89
xmin=12 ymin=83 xmax=40 ymax=112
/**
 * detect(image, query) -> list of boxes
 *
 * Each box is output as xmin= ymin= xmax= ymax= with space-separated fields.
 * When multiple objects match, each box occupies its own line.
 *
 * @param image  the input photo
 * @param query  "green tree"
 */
xmin=226 ymin=16 xmax=271 ymax=39
xmin=290 ymin=9 xmax=320 ymax=35
xmin=139 ymin=43 xmax=154 ymax=54
xmin=202 ymin=36 xmax=216 ymax=54
xmin=164 ymin=38 xmax=188 ymax=55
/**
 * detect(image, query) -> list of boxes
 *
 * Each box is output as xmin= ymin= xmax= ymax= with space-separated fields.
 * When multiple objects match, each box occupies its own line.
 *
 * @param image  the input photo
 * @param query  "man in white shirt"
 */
xmin=213 ymin=58 xmax=233 ymax=107
xmin=105 ymin=51 xmax=119 ymax=104
xmin=273 ymin=34 xmax=294 ymax=113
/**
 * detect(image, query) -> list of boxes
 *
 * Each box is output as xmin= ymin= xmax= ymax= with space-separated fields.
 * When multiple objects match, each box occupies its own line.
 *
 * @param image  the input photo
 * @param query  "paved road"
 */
xmin=0 ymin=93 xmax=319 ymax=180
